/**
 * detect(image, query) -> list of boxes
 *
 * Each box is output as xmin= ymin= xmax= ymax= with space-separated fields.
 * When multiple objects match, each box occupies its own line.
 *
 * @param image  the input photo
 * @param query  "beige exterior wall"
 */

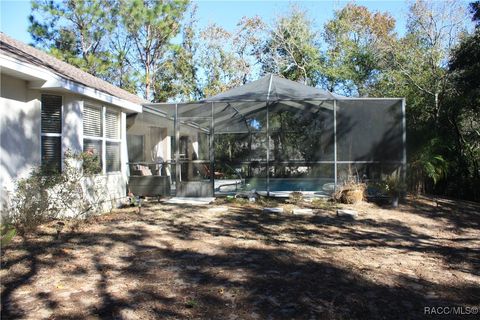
xmin=0 ymin=74 xmax=41 ymax=203
xmin=0 ymin=73 xmax=128 ymax=215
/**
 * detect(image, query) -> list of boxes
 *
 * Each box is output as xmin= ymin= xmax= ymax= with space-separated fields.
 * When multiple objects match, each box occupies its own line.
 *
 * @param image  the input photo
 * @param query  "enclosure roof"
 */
xmin=142 ymin=74 xmax=403 ymax=134
xmin=199 ymin=74 xmax=343 ymax=102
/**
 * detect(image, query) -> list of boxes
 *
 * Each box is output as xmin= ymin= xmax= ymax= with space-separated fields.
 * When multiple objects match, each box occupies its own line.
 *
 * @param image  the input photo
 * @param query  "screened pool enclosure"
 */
xmin=144 ymin=74 xmax=406 ymax=197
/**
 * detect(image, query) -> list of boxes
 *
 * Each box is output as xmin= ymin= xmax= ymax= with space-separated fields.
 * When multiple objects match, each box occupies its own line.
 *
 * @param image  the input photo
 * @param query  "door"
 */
xmin=175 ymin=118 xmax=213 ymax=197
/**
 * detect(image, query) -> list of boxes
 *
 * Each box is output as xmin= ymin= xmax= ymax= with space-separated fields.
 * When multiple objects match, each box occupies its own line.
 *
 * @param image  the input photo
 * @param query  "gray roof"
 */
xmin=200 ymin=74 xmax=344 ymax=102
xmin=145 ymin=74 xmax=344 ymax=134
xmin=0 ymin=32 xmax=147 ymax=105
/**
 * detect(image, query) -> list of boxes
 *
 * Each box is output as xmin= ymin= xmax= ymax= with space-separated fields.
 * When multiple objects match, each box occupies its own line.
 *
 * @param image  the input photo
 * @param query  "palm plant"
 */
xmin=410 ymin=138 xmax=449 ymax=194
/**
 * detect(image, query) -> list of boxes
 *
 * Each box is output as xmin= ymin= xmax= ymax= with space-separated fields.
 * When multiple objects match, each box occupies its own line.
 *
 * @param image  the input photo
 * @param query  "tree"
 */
xmin=355 ymin=0 xmax=471 ymax=196
xmin=233 ymin=16 xmax=267 ymax=85
xmin=378 ymin=0 xmax=468 ymax=125
xmin=443 ymin=1 xmax=480 ymax=199
xmin=323 ymin=3 xmax=396 ymax=95
xmin=198 ymin=24 xmax=237 ymax=97
xmin=119 ymin=0 xmax=189 ymax=101
xmin=450 ymin=2 xmax=480 ymax=99
xmin=260 ymin=7 xmax=320 ymax=86
xmin=106 ymin=30 xmax=139 ymax=94
xmin=29 ymin=0 xmax=191 ymax=100
xmin=153 ymin=5 xmax=202 ymax=102
xmin=198 ymin=16 xmax=265 ymax=97
xmin=29 ymin=0 xmax=117 ymax=80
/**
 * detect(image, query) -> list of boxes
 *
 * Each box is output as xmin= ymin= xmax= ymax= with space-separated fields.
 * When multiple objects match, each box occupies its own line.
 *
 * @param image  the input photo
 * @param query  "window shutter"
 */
xmin=41 ymin=95 xmax=62 ymax=133
xmin=41 ymin=136 xmax=61 ymax=172
xmin=106 ymin=142 xmax=120 ymax=172
xmin=105 ymin=111 xmax=119 ymax=139
xmin=83 ymin=105 xmax=102 ymax=137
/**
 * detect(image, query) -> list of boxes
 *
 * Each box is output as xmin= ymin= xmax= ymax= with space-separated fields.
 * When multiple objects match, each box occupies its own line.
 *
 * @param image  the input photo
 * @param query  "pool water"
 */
xmin=245 ymin=178 xmax=334 ymax=192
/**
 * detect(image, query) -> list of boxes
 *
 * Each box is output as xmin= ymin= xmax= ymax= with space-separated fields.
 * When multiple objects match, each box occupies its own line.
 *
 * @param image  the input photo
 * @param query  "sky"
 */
xmin=0 ymin=0 xmax=414 ymax=45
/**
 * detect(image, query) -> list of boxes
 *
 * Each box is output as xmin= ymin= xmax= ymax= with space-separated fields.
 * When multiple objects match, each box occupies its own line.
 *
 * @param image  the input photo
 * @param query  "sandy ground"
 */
xmin=1 ymin=195 xmax=479 ymax=319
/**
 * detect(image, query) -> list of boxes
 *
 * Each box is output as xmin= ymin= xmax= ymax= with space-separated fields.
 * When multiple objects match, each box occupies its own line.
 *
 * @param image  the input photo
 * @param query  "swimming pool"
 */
xmin=244 ymin=178 xmax=334 ymax=192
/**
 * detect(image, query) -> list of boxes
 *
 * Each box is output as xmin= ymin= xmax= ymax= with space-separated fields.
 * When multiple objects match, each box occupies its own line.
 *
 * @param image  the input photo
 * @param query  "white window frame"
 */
xmin=105 ymin=108 xmax=122 ymax=173
xmin=40 ymin=93 xmax=64 ymax=171
xmin=83 ymin=102 xmax=122 ymax=174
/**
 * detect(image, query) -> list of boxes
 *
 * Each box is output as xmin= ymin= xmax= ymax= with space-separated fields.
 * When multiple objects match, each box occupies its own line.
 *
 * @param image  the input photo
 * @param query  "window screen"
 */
xmin=106 ymin=142 xmax=120 ymax=172
xmin=336 ymin=100 xmax=403 ymax=162
xmin=83 ymin=105 xmax=102 ymax=137
xmin=127 ymin=134 xmax=144 ymax=162
xmin=83 ymin=139 xmax=102 ymax=173
xmin=83 ymin=105 xmax=122 ymax=174
xmin=83 ymin=139 xmax=102 ymax=158
xmin=41 ymin=136 xmax=61 ymax=173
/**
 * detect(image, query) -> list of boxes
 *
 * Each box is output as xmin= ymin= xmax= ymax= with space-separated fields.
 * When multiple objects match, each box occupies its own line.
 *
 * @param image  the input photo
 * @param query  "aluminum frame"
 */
xmin=148 ymin=78 xmax=406 ymax=197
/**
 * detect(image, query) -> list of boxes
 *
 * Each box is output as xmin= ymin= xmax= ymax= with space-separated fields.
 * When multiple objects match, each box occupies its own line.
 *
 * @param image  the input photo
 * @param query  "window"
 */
xmin=105 ymin=110 xmax=120 ymax=172
xmin=83 ymin=104 xmax=121 ymax=173
xmin=41 ymin=94 xmax=62 ymax=173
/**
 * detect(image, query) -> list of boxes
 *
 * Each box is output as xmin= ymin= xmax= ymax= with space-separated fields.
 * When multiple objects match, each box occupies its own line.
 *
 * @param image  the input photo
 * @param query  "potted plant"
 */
xmin=384 ymin=175 xmax=406 ymax=208
xmin=334 ymin=182 xmax=366 ymax=204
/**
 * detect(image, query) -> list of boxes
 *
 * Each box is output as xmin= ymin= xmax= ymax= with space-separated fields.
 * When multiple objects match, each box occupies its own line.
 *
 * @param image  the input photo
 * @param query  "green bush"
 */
xmin=4 ymin=150 xmax=102 ymax=235
xmin=0 ymin=224 xmax=17 ymax=248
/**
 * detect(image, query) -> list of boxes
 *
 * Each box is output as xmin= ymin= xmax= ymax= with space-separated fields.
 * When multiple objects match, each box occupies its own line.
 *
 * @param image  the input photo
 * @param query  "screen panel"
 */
xmin=336 ymin=99 xmax=403 ymax=162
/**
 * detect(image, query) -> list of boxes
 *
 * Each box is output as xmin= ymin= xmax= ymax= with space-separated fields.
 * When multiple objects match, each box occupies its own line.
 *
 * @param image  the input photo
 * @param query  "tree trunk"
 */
xmin=145 ymin=62 xmax=150 ymax=100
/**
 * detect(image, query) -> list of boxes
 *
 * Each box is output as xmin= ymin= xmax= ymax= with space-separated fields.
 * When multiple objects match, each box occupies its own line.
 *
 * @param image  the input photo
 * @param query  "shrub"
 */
xmin=286 ymin=191 xmax=304 ymax=204
xmin=311 ymin=198 xmax=337 ymax=210
xmin=283 ymin=204 xmax=294 ymax=214
xmin=82 ymin=149 xmax=102 ymax=174
xmin=4 ymin=150 xmax=102 ymax=235
xmin=5 ymin=166 xmax=62 ymax=234
xmin=256 ymin=196 xmax=278 ymax=208
xmin=384 ymin=175 xmax=407 ymax=197
xmin=334 ymin=182 xmax=366 ymax=204
xmin=0 ymin=224 xmax=16 ymax=248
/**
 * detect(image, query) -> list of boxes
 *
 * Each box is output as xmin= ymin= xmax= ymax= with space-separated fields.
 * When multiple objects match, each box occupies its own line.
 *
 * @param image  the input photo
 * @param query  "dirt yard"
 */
xmin=1 ymin=196 xmax=479 ymax=319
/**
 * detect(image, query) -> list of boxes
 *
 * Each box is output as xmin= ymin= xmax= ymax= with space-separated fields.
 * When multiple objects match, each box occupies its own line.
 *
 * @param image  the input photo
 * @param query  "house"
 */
xmin=1 ymin=32 xmax=406 ymax=206
xmin=0 ymin=32 xmax=167 ymax=213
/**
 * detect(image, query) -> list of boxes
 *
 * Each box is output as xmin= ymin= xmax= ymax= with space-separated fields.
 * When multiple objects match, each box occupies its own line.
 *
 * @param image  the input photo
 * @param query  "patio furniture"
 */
xmin=203 ymin=164 xmax=224 ymax=179
xmin=128 ymin=163 xmax=171 ymax=197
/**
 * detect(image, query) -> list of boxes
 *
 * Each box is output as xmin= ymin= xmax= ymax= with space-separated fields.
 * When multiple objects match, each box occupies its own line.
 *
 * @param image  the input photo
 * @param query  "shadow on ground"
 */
xmin=1 ymin=197 xmax=479 ymax=319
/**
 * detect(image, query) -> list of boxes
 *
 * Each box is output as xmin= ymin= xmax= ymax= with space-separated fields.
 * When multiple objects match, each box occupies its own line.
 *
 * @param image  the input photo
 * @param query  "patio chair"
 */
xmin=203 ymin=164 xmax=224 ymax=179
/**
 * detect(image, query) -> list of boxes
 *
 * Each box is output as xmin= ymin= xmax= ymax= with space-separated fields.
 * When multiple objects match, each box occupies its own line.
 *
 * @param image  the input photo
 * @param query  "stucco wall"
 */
xmin=0 ymin=73 xmax=127 ymax=215
xmin=0 ymin=74 xmax=41 ymax=209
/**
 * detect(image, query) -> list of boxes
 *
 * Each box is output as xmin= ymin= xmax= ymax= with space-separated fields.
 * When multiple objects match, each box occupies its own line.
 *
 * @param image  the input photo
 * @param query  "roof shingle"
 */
xmin=0 ymin=32 xmax=147 ymax=105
